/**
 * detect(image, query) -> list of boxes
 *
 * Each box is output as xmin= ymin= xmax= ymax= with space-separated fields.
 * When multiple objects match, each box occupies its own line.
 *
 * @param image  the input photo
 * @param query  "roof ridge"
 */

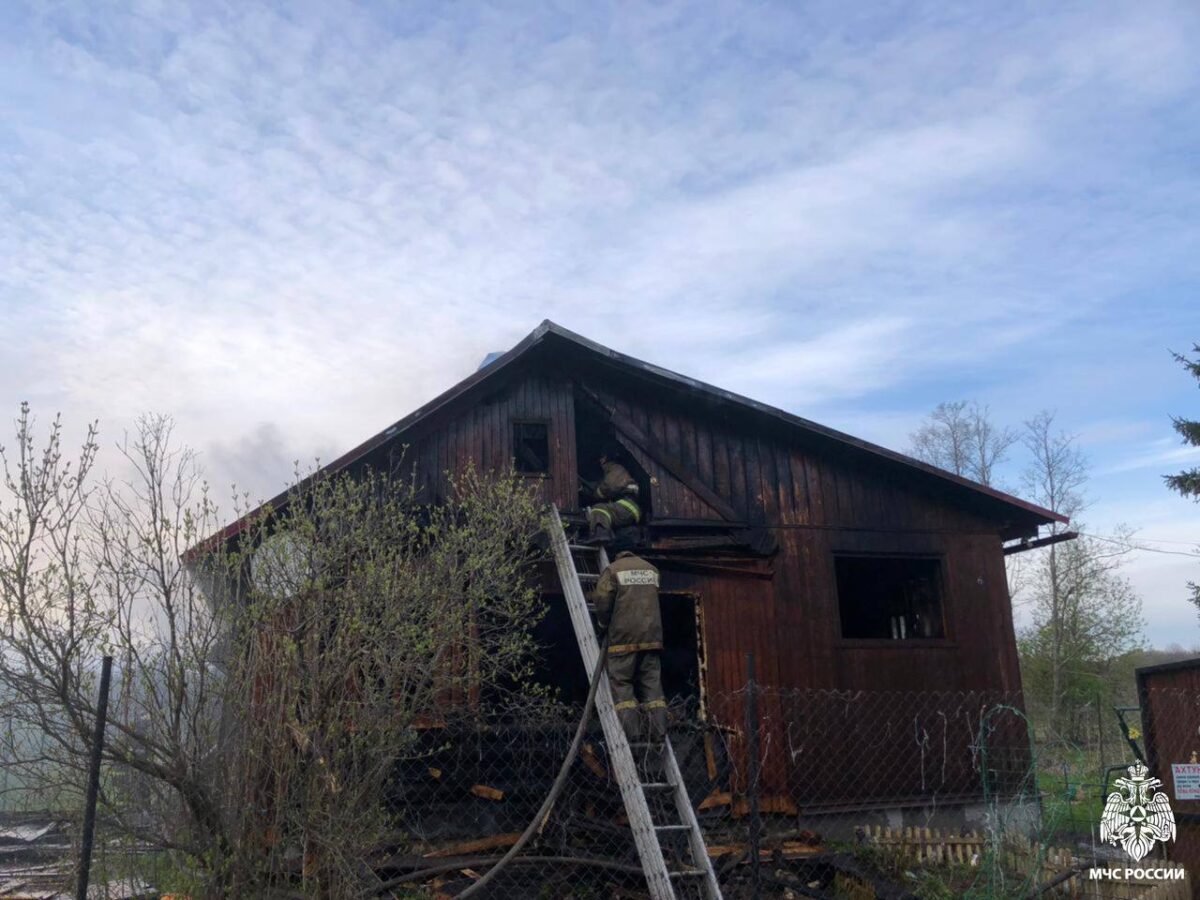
xmin=189 ymin=320 xmax=1064 ymax=556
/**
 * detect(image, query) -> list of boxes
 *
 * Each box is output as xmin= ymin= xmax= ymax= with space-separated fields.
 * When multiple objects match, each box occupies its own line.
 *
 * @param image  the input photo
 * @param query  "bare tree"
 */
xmin=1020 ymin=410 xmax=1087 ymax=529
xmin=909 ymin=400 xmax=1018 ymax=487
xmin=0 ymin=405 xmax=104 ymax=817
xmin=1016 ymin=411 xmax=1143 ymax=738
xmin=0 ymin=407 xmax=548 ymax=897
xmin=967 ymin=403 xmax=1019 ymax=488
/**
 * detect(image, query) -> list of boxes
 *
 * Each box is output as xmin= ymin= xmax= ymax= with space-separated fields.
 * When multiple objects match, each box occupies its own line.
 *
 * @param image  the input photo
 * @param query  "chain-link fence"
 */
xmin=363 ymin=685 xmax=1193 ymax=899
xmin=2 ymin=685 xmax=1194 ymax=898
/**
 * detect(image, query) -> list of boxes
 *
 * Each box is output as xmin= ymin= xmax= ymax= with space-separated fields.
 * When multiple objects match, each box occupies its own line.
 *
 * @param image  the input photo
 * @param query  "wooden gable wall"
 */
xmin=352 ymin=359 xmax=1028 ymax=803
xmin=590 ymin=375 xmax=1023 ymax=698
xmin=380 ymin=369 xmax=579 ymax=511
xmin=370 ymin=361 xmax=1023 ymax=701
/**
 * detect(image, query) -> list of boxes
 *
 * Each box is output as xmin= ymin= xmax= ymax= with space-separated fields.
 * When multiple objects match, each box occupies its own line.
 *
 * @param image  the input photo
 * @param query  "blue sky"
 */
xmin=1 ymin=1 xmax=1198 ymax=645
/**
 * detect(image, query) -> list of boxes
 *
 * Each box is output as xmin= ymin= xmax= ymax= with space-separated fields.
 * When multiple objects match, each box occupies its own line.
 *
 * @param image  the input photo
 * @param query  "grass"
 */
xmin=1036 ymin=771 xmax=1103 ymax=839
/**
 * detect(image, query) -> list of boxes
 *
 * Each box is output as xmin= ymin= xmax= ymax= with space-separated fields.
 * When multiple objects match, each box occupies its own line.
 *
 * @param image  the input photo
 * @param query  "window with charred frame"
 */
xmin=835 ymin=554 xmax=946 ymax=640
xmin=512 ymin=421 xmax=550 ymax=475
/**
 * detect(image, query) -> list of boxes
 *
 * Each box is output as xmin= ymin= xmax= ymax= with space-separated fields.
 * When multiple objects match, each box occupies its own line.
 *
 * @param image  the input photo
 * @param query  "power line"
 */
xmin=1075 ymin=531 xmax=1198 ymax=559
xmin=1097 ymin=534 xmax=1199 ymax=546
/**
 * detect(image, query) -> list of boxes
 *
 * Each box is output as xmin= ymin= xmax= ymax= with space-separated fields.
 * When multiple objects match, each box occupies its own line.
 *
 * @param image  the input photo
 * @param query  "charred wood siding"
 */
xmin=385 ymin=368 xmax=1024 ymax=700
xmin=360 ymin=365 xmax=1026 ymax=804
xmin=592 ymin=381 xmax=1023 ymax=695
xmin=382 ymin=372 xmax=578 ymax=511
xmin=590 ymin=380 xmax=1025 ymax=801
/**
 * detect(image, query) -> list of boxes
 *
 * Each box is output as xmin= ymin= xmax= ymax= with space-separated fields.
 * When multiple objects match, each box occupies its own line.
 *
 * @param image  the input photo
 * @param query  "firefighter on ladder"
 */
xmin=584 ymin=449 xmax=642 ymax=544
xmin=591 ymin=550 xmax=667 ymax=743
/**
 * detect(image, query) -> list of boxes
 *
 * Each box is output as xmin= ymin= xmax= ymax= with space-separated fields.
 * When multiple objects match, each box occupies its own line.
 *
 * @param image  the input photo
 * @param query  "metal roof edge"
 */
xmin=1135 ymin=656 xmax=1200 ymax=679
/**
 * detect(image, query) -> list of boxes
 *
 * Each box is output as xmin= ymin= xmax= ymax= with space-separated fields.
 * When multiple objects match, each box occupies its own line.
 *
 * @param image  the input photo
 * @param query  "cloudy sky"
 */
xmin=2 ymin=1 xmax=1198 ymax=644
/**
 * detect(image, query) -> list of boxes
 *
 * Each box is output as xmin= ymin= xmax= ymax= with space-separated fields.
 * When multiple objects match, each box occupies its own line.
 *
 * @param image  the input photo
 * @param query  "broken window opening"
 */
xmin=835 ymin=554 xmax=946 ymax=640
xmin=571 ymin=387 xmax=652 ymax=516
xmin=528 ymin=591 xmax=702 ymax=712
xmin=512 ymin=421 xmax=550 ymax=475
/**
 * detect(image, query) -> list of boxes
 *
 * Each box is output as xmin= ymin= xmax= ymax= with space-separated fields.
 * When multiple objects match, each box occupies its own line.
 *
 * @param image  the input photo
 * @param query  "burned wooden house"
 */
xmin=208 ymin=320 xmax=1063 ymax=825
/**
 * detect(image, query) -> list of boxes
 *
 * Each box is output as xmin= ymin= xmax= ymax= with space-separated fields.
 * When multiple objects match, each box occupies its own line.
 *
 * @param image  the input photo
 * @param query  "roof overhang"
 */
xmin=188 ymin=319 xmax=1066 ymax=558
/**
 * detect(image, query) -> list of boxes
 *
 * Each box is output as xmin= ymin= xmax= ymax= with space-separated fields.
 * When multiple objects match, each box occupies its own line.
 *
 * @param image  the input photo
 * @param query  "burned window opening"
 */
xmin=571 ymin=388 xmax=652 ymax=516
xmin=528 ymin=591 xmax=701 ymax=711
xmin=835 ymin=554 xmax=946 ymax=640
xmin=512 ymin=421 xmax=550 ymax=475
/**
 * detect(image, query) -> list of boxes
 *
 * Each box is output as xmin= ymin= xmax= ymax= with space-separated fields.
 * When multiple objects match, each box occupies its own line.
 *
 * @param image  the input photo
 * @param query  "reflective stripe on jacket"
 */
xmin=615 ymin=498 xmax=641 ymax=522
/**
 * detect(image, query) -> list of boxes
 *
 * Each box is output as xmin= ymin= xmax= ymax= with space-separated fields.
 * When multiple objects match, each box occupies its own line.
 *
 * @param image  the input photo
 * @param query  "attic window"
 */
xmin=835 ymin=555 xmax=946 ymax=640
xmin=513 ymin=422 xmax=550 ymax=475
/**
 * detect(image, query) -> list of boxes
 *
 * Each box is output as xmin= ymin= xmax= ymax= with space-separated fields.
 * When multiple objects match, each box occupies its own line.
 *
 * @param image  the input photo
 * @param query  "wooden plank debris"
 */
xmin=581 ymin=742 xmax=608 ymax=779
xmin=698 ymin=790 xmax=731 ymax=811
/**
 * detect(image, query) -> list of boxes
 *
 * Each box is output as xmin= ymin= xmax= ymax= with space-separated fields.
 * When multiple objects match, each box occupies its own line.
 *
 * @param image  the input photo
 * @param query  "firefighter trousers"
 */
xmin=607 ymin=649 xmax=666 ymax=741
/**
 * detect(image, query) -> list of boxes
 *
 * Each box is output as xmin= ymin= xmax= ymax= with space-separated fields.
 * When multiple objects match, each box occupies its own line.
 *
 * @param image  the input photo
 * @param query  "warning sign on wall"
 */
xmin=1171 ymin=763 xmax=1200 ymax=800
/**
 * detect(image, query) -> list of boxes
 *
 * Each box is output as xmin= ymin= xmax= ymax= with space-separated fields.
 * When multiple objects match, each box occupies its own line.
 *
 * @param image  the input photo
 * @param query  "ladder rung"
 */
xmin=641 ymin=782 xmax=674 ymax=790
xmin=669 ymin=869 xmax=705 ymax=878
xmin=567 ymin=544 xmax=601 ymax=552
xmin=577 ymin=573 xmax=600 ymax=581
xmin=655 ymin=824 xmax=691 ymax=833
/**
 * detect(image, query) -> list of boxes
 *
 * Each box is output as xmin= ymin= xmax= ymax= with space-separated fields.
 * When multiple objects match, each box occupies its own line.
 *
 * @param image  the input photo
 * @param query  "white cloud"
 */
xmin=1100 ymin=439 xmax=1200 ymax=476
xmin=715 ymin=316 xmax=915 ymax=403
xmin=1 ymin=0 xmax=1198 ymax=618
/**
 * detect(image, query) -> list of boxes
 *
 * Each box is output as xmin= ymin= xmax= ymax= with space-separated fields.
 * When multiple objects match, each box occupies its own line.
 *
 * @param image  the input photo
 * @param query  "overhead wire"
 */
xmin=1073 ymin=531 xmax=1198 ymax=559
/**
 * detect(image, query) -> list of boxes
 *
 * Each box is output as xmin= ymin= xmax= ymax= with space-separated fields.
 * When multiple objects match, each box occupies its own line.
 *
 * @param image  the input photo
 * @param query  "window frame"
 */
xmin=831 ymin=550 xmax=954 ymax=646
xmin=511 ymin=419 xmax=552 ymax=478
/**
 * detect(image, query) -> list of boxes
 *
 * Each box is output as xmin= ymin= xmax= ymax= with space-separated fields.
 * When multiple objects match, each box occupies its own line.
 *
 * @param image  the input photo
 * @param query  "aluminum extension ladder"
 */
xmin=547 ymin=506 xmax=723 ymax=900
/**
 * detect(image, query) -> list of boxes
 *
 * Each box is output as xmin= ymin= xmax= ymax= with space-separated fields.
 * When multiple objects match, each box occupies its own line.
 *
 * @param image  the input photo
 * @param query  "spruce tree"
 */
xmin=1165 ymin=344 xmax=1200 ymax=616
xmin=1165 ymin=344 xmax=1200 ymax=499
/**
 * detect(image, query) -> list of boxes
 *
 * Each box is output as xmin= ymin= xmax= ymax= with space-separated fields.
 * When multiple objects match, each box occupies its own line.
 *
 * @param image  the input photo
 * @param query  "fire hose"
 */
xmin=370 ymin=632 xmax=611 ymax=898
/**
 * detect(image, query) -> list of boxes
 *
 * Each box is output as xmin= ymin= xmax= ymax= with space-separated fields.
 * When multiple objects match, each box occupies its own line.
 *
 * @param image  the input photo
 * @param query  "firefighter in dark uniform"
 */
xmin=591 ymin=551 xmax=667 ymax=741
xmin=585 ymin=451 xmax=642 ymax=544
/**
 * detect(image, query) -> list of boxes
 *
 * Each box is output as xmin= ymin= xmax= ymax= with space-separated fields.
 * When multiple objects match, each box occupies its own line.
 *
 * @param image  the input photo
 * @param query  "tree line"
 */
xmin=908 ymin=345 xmax=1199 ymax=743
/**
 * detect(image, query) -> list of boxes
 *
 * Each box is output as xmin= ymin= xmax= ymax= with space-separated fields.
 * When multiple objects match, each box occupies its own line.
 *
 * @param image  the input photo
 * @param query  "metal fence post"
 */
xmin=76 ymin=655 xmax=113 ymax=900
xmin=745 ymin=652 xmax=761 ymax=900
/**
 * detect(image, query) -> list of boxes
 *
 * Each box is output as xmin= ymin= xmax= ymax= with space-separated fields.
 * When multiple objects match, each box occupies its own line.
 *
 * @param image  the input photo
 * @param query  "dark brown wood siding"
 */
xmin=589 ymin=381 xmax=1022 ymax=696
xmin=1137 ymin=661 xmax=1200 ymax=878
xmin=389 ymin=370 xmax=577 ymax=511
xmin=374 ymin=364 xmax=1027 ymax=802
xmin=396 ymin=368 xmax=1024 ymax=700
xmin=585 ymin=380 xmax=1025 ymax=800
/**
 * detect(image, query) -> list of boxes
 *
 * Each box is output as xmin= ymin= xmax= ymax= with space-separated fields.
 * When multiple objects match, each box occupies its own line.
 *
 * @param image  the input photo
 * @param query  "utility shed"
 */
xmin=209 ymin=320 xmax=1064 ymax=813
xmin=1137 ymin=658 xmax=1200 ymax=878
